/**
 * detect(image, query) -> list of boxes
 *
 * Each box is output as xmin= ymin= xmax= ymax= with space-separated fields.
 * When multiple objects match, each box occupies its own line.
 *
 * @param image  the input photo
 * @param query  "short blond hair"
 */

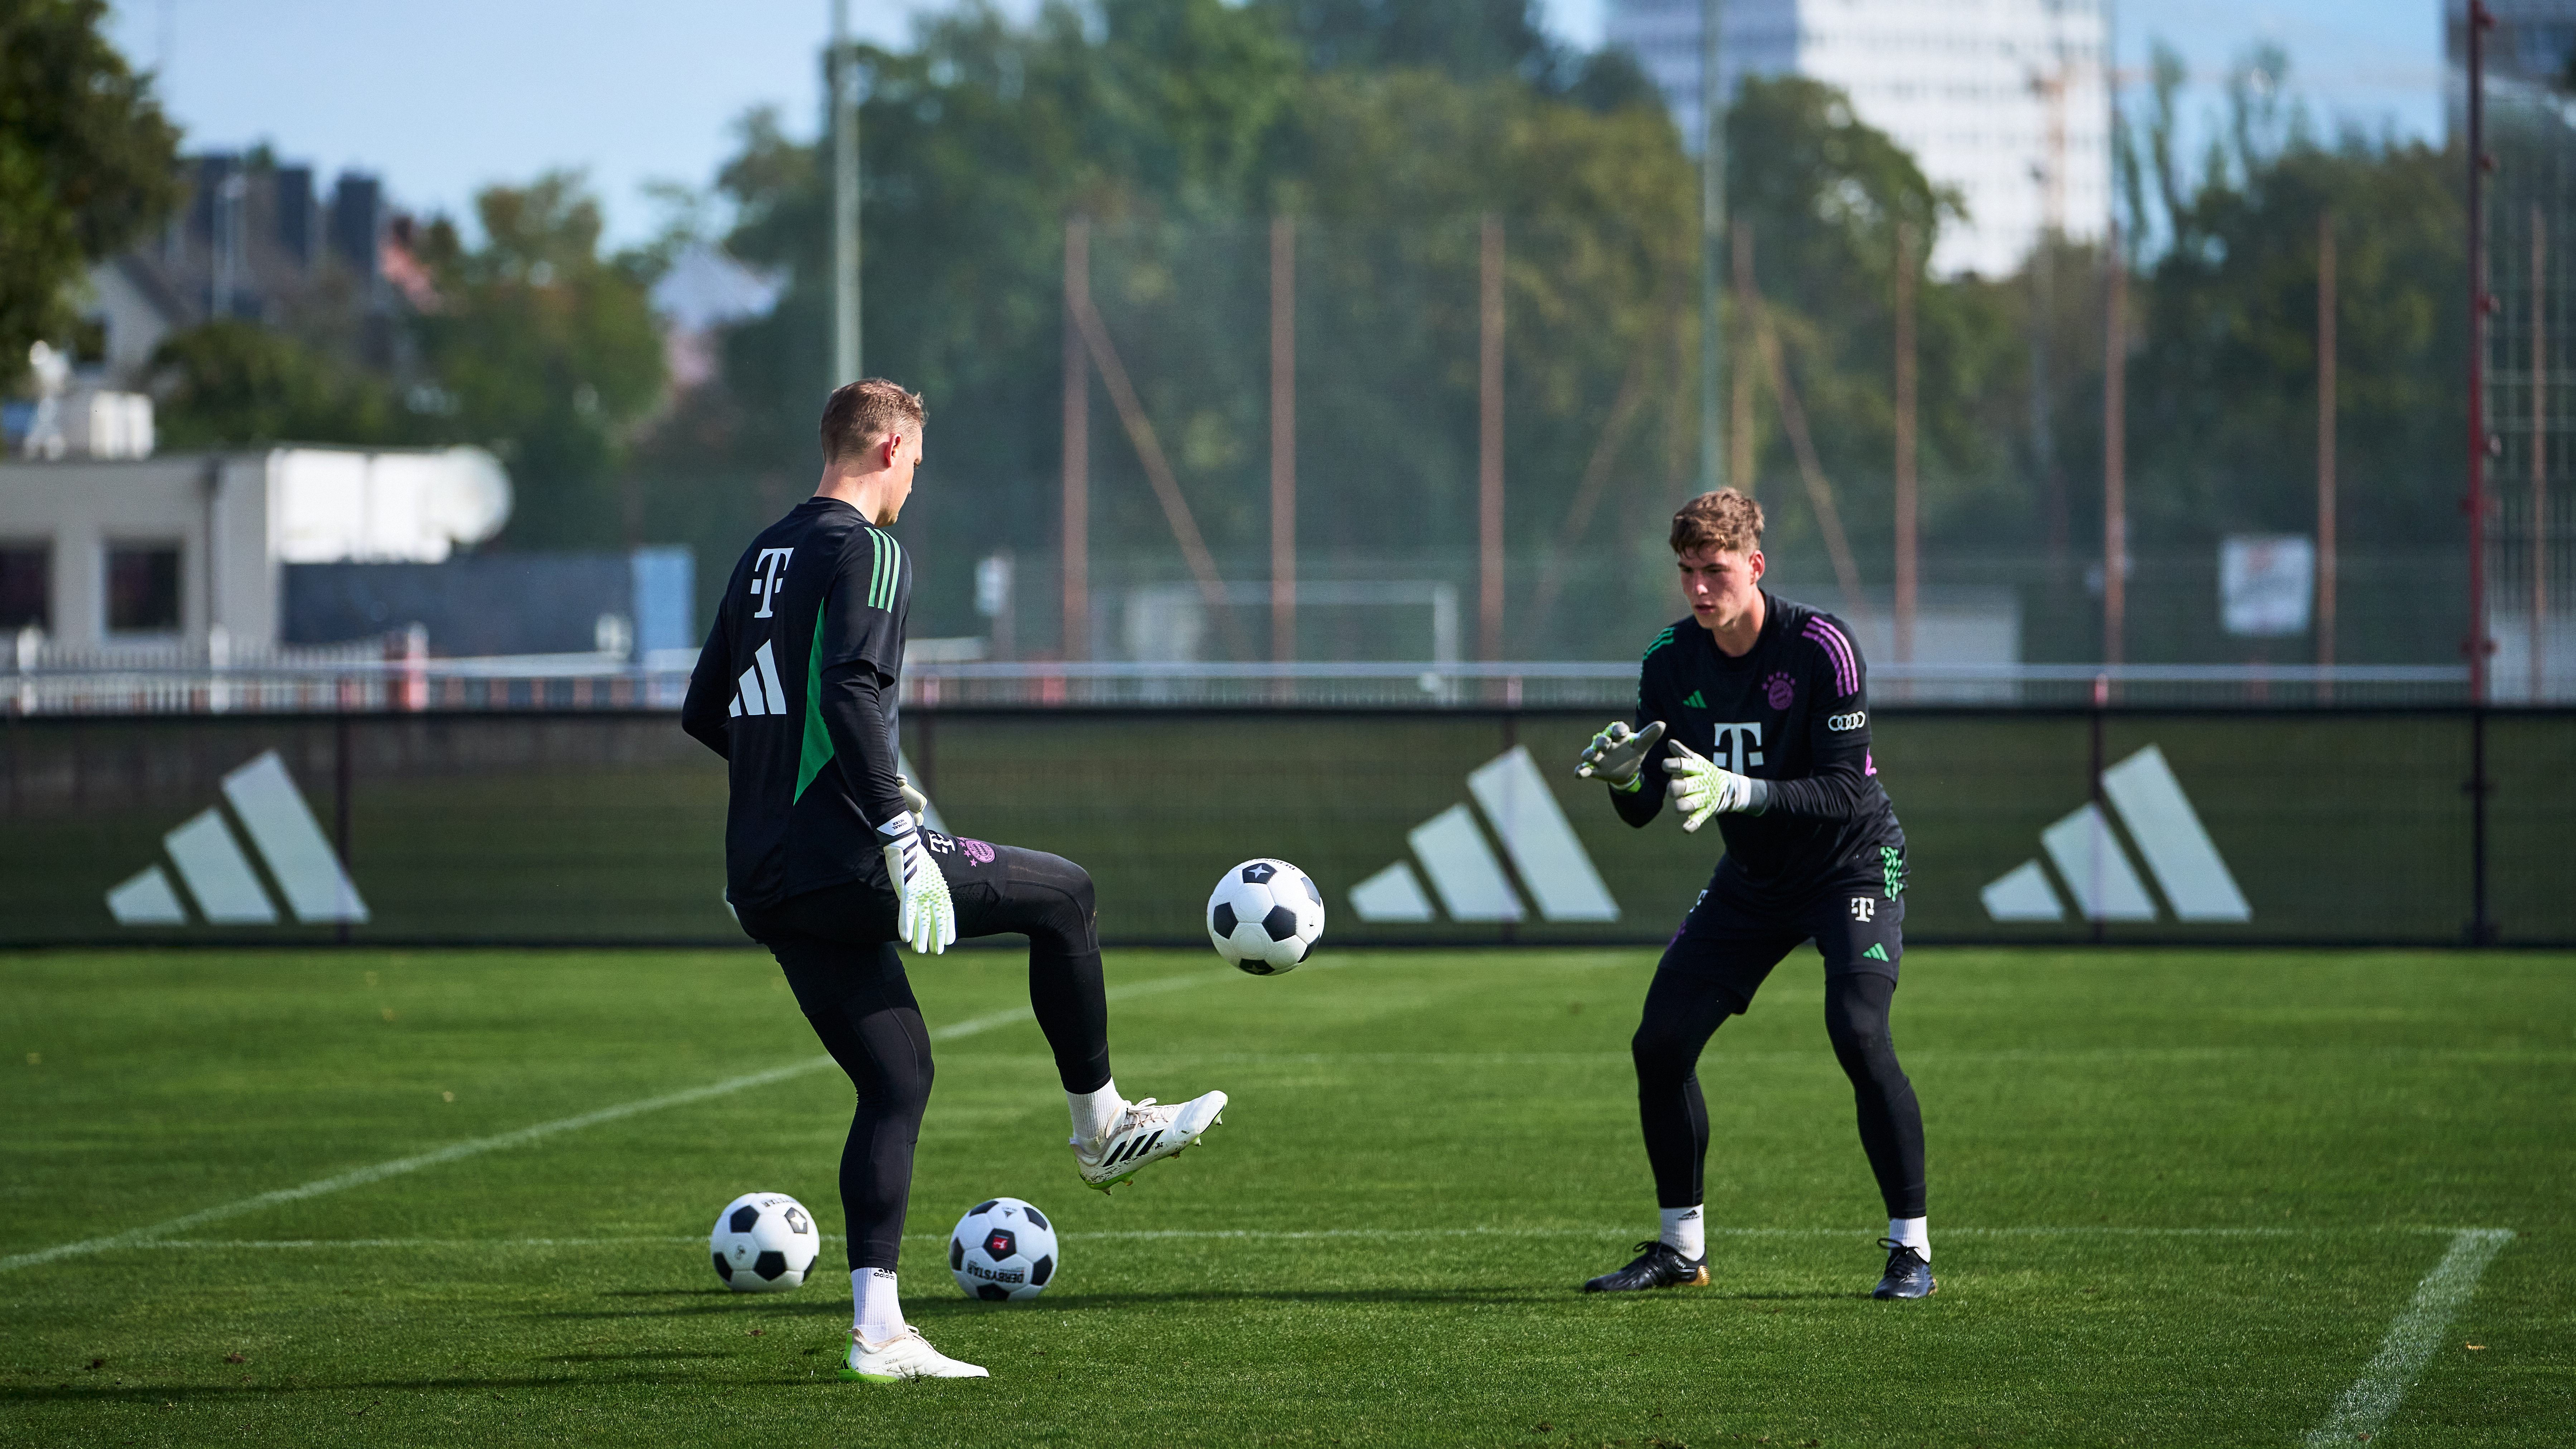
xmin=819 ymin=378 xmax=926 ymax=464
xmin=1670 ymin=488 xmax=1764 ymax=555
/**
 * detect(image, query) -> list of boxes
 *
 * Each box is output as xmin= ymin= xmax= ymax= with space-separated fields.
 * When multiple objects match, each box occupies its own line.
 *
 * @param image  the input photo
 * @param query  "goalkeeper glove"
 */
xmin=878 ymin=816 xmax=956 ymax=955
xmin=896 ymin=772 xmax=931 ymax=828
xmin=1576 ymin=719 xmax=1668 ymax=790
xmin=1662 ymin=740 xmax=1759 ymax=833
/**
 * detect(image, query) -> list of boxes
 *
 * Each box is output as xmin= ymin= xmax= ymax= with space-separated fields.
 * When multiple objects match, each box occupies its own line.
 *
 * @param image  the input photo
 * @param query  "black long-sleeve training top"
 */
xmin=1612 ymin=591 xmax=1904 ymax=896
xmin=681 ymin=496 xmax=912 ymax=910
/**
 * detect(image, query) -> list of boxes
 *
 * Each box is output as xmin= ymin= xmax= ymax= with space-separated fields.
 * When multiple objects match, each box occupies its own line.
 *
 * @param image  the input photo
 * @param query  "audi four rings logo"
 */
xmin=1826 ymin=710 xmax=1868 ymax=732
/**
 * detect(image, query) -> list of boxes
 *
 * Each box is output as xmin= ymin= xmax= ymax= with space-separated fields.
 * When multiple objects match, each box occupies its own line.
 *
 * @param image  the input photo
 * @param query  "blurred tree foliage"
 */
xmin=2026 ymin=40 xmax=2468 ymax=661
xmin=154 ymin=172 xmax=667 ymax=550
xmin=635 ymin=0 xmax=1967 ymax=648
xmin=409 ymin=173 xmax=667 ymax=548
xmin=149 ymin=320 xmax=417 ymax=449
xmin=0 ymin=0 xmax=182 ymax=390
xmin=121 ymin=1 xmax=2466 ymax=664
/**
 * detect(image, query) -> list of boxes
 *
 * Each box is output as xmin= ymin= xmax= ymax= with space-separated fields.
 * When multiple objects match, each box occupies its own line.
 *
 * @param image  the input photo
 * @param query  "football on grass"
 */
xmin=949 ymin=1197 xmax=1059 ymax=1302
xmin=709 ymin=1191 xmax=820 ymax=1292
xmin=1207 ymin=857 xmax=1325 ymax=975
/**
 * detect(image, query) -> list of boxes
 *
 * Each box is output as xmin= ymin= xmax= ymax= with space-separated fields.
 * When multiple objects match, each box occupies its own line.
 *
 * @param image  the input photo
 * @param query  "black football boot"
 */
xmin=1581 ymin=1240 xmax=1710 ymax=1293
xmin=1871 ymin=1239 xmax=1936 ymax=1299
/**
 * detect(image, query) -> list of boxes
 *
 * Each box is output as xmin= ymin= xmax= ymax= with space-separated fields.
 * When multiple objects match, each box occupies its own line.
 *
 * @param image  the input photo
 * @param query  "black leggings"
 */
xmin=1633 ymin=971 xmax=1927 ymax=1219
xmin=737 ymin=838 xmax=1113 ymax=1271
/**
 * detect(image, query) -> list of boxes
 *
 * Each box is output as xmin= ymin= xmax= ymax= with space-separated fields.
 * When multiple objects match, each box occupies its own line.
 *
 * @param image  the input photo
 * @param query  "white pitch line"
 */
xmin=0 ymin=969 xmax=1229 ymax=1276
xmin=2302 ymin=1227 xmax=2514 ymax=1448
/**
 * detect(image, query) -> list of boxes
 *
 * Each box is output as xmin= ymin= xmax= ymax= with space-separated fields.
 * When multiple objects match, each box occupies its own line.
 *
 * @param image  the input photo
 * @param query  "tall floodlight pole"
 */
xmin=1698 ymin=0 xmax=1727 ymax=494
xmin=831 ymin=0 xmax=861 ymax=386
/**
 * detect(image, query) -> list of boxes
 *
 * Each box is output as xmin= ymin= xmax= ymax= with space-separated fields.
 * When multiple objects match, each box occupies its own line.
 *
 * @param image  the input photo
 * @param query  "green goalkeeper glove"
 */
xmin=1576 ymin=719 xmax=1668 ymax=790
xmin=1662 ymin=740 xmax=1759 ymax=833
xmin=878 ymin=816 xmax=956 ymax=954
xmin=896 ymin=772 xmax=931 ymax=828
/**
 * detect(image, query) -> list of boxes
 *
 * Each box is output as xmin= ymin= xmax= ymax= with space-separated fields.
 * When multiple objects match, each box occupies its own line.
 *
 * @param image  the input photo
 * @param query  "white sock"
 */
xmin=1889 ymin=1216 xmax=1929 ymax=1261
xmin=1659 ymin=1205 xmax=1706 ymax=1260
xmin=854 ymin=1268 xmax=903 ymax=1342
xmin=1069 ymin=1079 xmax=1125 ymax=1146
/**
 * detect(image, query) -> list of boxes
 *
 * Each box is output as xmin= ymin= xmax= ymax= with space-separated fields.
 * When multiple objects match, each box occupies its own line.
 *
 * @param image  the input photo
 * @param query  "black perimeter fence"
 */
xmin=6 ymin=706 xmax=2569 ymax=950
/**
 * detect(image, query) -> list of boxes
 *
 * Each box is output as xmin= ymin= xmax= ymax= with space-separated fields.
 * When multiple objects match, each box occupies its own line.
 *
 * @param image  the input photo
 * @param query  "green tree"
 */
xmin=148 ymin=320 xmax=416 ymax=448
xmin=0 ymin=0 xmax=181 ymax=388
xmin=1722 ymin=76 xmax=2024 ymax=566
xmin=638 ymin=1 xmax=2023 ymax=654
xmin=411 ymin=173 xmax=667 ymax=549
xmin=2058 ymin=40 xmax=2470 ymax=662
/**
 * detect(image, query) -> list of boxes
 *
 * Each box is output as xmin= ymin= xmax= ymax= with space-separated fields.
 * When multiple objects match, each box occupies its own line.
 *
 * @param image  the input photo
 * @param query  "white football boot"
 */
xmin=839 ymin=1326 xmax=990 ymax=1383
xmin=1072 ymin=1090 xmax=1228 ymax=1193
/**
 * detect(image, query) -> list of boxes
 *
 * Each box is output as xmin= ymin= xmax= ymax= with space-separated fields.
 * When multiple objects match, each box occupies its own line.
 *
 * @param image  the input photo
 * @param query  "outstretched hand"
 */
xmin=1576 ymin=719 xmax=1668 ymax=789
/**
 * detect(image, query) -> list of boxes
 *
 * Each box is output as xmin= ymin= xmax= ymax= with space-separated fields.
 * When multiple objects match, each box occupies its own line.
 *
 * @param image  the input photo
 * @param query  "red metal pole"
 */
xmin=1062 ymin=216 xmax=1090 ymax=665
xmin=1478 ymin=214 xmax=1506 ymax=665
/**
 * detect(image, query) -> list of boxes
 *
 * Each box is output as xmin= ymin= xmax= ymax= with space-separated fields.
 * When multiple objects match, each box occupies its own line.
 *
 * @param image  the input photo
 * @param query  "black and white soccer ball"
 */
xmin=949 ymin=1196 xmax=1059 ymax=1303
xmin=1207 ymin=857 xmax=1325 ymax=975
xmin=709 ymin=1191 xmax=820 ymax=1293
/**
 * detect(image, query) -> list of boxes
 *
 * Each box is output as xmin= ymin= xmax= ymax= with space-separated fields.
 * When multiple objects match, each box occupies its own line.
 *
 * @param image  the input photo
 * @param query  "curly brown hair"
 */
xmin=1668 ymin=488 xmax=1764 ymax=555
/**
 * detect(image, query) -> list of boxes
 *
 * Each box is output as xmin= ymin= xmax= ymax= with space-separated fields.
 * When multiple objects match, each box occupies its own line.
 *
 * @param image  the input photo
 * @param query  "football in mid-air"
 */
xmin=1207 ymin=858 xmax=1325 ymax=975
xmin=709 ymin=1191 xmax=820 ymax=1292
xmin=949 ymin=1196 xmax=1059 ymax=1302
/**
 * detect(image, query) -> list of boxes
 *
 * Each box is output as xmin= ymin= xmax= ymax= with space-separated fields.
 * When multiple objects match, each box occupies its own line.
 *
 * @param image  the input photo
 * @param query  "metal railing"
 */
xmin=0 ymin=655 xmax=2479 ymax=714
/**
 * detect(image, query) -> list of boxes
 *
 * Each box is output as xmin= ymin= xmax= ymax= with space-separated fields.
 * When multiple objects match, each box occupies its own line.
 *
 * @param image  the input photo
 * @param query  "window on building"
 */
xmin=107 ymin=545 xmax=182 ymax=633
xmin=0 ymin=546 xmax=47 ymax=631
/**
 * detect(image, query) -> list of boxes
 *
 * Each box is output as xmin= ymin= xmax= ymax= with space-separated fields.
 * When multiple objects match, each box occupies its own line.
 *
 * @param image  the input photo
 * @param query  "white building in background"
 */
xmin=1606 ymin=0 xmax=2112 ymax=276
xmin=0 ymin=447 xmax=509 ymax=651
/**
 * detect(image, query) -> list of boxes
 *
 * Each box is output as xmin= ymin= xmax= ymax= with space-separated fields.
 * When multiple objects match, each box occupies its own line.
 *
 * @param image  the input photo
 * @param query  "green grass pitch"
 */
xmin=3 ymin=945 xmax=2570 ymax=1446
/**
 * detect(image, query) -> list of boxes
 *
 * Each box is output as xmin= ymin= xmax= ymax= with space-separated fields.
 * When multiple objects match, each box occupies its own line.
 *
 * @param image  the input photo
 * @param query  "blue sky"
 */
xmin=109 ymin=0 xmax=2444 ymax=248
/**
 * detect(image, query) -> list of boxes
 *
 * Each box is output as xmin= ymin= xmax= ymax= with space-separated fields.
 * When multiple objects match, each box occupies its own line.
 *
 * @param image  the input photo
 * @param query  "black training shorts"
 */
xmin=732 ymin=830 xmax=1099 ymax=987
xmin=1657 ymin=845 xmax=1907 ymax=1014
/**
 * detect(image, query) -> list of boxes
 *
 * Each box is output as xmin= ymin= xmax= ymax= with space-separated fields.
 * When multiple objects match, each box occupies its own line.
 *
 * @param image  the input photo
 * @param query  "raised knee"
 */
xmin=1631 ymin=1026 xmax=1689 ymax=1083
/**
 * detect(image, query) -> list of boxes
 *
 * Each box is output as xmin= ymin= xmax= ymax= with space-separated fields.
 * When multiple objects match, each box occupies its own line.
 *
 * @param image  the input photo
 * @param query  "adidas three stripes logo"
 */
xmin=1101 ymin=1130 xmax=1166 ymax=1167
xmin=728 ymin=641 xmax=788 ymax=717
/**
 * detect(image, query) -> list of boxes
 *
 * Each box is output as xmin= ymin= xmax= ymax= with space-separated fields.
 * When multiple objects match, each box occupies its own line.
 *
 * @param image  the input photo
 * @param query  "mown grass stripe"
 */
xmin=0 ymin=969 xmax=1226 ymax=1275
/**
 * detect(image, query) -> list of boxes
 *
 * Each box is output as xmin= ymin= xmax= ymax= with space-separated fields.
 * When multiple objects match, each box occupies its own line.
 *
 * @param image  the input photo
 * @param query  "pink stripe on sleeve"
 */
xmin=1803 ymin=619 xmax=1859 ymax=696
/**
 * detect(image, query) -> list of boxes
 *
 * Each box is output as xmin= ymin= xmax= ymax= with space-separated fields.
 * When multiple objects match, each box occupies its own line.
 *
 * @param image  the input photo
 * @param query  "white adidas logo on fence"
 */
xmin=104 ymin=751 xmax=369 ymax=927
xmin=1347 ymin=746 xmax=1618 ymax=924
xmin=1981 ymin=744 xmax=2250 ymax=924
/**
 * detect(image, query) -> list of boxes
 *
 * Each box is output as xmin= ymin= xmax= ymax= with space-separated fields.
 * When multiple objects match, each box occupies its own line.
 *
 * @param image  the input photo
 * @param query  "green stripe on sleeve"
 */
xmin=870 ymin=531 xmax=902 ymax=611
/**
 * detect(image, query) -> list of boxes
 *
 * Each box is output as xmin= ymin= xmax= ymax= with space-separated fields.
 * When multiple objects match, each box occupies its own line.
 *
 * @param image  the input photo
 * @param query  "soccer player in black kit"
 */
xmin=1573 ymin=488 xmax=1932 ymax=1300
xmin=682 ymin=379 xmax=1230 ymax=1382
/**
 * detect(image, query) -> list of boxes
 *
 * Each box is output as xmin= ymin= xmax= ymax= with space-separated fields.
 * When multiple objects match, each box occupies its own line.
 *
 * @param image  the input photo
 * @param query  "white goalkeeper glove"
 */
xmin=1576 ymin=719 xmax=1667 ymax=790
xmin=1662 ymin=740 xmax=1759 ymax=833
xmin=896 ymin=772 xmax=931 ymax=828
xmin=878 ymin=816 xmax=956 ymax=955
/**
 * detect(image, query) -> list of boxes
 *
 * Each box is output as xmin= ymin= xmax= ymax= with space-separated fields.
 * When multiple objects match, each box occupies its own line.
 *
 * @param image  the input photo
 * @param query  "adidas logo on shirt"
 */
xmin=728 ymin=641 xmax=789 ymax=717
